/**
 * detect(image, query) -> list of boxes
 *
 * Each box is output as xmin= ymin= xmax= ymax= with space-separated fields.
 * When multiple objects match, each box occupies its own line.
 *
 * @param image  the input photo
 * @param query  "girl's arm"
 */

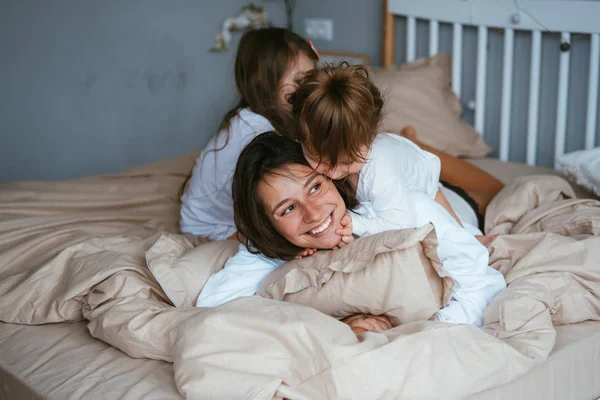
xmin=411 ymin=192 xmax=506 ymax=326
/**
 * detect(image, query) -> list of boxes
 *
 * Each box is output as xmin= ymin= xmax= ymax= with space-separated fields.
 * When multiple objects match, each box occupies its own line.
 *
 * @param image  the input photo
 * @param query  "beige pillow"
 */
xmin=258 ymin=225 xmax=454 ymax=326
xmin=146 ymin=234 xmax=240 ymax=307
xmin=369 ymin=53 xmax=491 ymax=158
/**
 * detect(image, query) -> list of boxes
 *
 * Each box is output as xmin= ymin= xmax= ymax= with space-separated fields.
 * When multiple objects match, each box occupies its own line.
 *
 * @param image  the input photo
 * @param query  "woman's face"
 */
xmin=257 ymin=164 xmax=347 ymax=250
xmin=278 ymin=52 xmax=317 ymax=108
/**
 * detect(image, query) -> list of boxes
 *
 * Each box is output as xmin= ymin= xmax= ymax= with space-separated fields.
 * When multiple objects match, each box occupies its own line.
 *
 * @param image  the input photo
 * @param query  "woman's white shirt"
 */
xmin=196 ymin=244 xmax=284 ymax=307
xmin=180 ymin=109 xmax=273 ymax=240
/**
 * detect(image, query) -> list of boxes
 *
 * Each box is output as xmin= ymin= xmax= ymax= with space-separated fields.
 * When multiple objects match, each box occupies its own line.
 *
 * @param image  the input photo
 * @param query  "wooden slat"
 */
xmin=554 ymin=32 xmax=571 ymax=167
xmin=499 ymin=28 xmax=514 ymax=161
xmin=452 ymin=23 xmax=462 ymax=98
xmin=526 ymin=30 xmax=542 ymax=166
xmin=406 ymin=16 xmax=417 ymax=62
xmin=586 ymin=33 xmax=599 ymax=149
xmin=429 ymin=20 xmax=439 ymax=56
xmin=475 ymin=25 xmax=488 ymax=135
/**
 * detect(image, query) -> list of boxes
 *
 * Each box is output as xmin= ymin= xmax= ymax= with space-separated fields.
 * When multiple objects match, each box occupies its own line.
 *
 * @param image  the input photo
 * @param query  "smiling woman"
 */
xmin=233 ymin=131 xmax=358 ymax=260
xmin=195 ymin=131 xmax=360 ymax=308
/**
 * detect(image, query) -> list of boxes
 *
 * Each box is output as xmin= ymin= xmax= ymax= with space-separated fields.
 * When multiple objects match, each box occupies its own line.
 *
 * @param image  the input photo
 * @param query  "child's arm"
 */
xmin=412 ymin=192 xmax=505 ymax=326
xmin=196 ymin=245 xmax=284 ymax=307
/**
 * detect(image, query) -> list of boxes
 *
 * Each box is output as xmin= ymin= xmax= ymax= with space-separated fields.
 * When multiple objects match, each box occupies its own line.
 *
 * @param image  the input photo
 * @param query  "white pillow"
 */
xmin=556 ymin=147 xmax=600 ymax=197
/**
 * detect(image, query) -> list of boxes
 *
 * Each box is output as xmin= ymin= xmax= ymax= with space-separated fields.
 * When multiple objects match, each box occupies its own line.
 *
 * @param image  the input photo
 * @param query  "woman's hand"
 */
xmin=198 ymin=236 xmax=211 ymax=244
xmin=296 ymin=248 xmax=317 ymax=259
xmin=342 ymin=314 xmax=393 ymax=335
xmin=335 ymin=212 xmax=354 ymax=249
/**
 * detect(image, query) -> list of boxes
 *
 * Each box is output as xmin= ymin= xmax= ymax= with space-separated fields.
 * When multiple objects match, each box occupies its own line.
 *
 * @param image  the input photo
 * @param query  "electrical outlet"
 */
xmin=304 ymin=18 xmax=334 ymax=41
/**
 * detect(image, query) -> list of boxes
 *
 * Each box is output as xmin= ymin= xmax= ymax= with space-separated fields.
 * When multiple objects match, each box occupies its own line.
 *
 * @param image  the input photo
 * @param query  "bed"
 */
xmin=0 ymin=154 xmax=598 ymax=400
xmin=1 ymin=1 xmax=600 ymax=399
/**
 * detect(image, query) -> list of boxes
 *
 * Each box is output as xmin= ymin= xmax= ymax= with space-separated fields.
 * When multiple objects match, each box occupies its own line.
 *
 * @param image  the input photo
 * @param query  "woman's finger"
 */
xmin=341 ymin=214 xmax=351 ymax=226
xmin=341 ymin=235 xmax=353 ymax=243
xmin=370 ymin=315 xmax=393 ymax=330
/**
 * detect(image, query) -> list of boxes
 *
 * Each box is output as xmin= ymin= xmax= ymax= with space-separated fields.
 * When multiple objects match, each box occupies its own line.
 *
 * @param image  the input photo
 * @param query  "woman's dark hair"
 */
xmin=233 ymin=131 xmax=358 ymax=260
xmin=179 ymin=27 xmax=319 ymax=198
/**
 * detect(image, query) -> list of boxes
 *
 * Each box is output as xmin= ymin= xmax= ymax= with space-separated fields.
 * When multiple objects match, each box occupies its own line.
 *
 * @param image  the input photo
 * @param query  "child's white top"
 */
xmin=411 ymin=191 xmax=505 ymax=326
xmin=180 ymin=109 xmax=273 ymax=240
xmin=353 ymin=133 xmax=441 ymax=237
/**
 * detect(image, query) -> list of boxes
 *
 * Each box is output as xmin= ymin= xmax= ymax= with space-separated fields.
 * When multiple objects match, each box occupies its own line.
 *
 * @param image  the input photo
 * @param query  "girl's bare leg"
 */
xmin=399 ymin=126 xmax=504 ymax=215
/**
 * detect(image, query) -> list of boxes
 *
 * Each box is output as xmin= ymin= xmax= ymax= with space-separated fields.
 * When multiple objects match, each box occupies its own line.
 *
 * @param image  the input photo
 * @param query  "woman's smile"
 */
xmin=306 ymin=212 xmax=333 ymax=236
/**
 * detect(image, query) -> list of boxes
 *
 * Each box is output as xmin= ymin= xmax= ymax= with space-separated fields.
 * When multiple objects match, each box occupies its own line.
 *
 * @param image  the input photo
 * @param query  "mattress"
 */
xmin=469 ymin=320 xmax=600 ymax=400
xmin=0 ymin=322 xmax=180 ymax=400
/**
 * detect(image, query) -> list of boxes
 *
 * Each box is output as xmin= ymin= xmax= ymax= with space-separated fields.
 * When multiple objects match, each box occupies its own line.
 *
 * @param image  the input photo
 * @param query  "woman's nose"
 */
xmin=303 ymin=201 xmax=321 ymax=223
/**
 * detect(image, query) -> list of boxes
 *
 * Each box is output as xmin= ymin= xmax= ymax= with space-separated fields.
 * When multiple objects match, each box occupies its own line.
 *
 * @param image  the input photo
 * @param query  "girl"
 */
xmin=287 ymin=63 xmax=506 ymax=326
xmin=197 ymin=132 xmax=500 ymax=327
xmin=180 ymin=27 xmax=319 ymax=241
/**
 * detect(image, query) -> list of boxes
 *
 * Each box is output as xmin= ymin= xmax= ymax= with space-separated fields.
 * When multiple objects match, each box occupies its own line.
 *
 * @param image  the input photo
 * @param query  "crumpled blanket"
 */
xmin=1 ymin=164 xmax=599 ymax=399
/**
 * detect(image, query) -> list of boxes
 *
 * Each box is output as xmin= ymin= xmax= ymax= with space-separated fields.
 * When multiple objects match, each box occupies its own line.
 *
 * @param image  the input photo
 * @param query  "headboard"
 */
xmin=382 ymin=0 xmax=600 ymax=167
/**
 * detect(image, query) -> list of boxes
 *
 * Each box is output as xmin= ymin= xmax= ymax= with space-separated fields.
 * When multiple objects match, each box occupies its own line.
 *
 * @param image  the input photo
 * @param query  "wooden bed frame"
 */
xmin=381 ymin=0 xmax=600 ymax=167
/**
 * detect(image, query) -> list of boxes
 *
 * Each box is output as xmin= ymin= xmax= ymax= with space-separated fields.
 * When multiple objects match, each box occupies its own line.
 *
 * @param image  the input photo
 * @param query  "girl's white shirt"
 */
xmin=180 ymin=109 xmax=273 ymax=240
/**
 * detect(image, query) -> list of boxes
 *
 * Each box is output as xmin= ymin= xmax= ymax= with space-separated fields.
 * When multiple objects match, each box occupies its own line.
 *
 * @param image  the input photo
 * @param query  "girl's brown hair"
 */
xmin=233 ymin=131 xmax=358 ymax=261
xmin=288 ymin=62 xmax=384 ymax=169
xmin=179 ymin=27 xmax=319 ymax=198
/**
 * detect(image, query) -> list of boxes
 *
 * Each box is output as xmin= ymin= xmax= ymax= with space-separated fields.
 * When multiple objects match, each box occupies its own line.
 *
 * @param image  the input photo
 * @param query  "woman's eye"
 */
xmin=310 ymin=183 xmax=321 ymax=194
xmin=282 ymin=205 xmax=295 ymax=215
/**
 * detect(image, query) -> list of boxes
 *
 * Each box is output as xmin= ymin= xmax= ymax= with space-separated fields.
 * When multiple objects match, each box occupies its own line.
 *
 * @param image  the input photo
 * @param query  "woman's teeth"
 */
xmin=310 ymin=215 xmax=332 ymax=235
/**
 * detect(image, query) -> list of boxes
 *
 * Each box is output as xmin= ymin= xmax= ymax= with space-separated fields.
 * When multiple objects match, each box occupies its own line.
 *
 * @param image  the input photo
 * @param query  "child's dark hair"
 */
xmin=233 ymin=131 xmax=358 ymax=261
xmin=288 ymin=62 xmax=384 ymax=170
xmin=178 ymin=27 xmax=318 ymax=198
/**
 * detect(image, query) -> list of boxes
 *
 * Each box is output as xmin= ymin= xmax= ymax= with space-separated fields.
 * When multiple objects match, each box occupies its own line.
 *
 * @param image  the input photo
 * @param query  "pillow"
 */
xmin=368 ymin=53 xmax=492 ymax=158
xmin=146 ymin=234 xmax=240 ymax=307
xmin=556 ymin=147 xmax=600 ymax=197
xmin=258 ymin=224 xmax=454 ymax=326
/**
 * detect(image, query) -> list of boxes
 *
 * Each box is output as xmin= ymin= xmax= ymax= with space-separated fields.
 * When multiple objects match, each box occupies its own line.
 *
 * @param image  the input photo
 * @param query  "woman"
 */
xmin=197 ymin=132 xmax=504 ymax=328
xmin=196 ymin=131 xmax=391 ymax=334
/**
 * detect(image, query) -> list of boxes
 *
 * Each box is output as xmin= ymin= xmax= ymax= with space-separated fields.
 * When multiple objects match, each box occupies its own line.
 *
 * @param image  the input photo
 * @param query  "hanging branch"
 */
xmin=210 ymin=3 xmax=271 ymax=52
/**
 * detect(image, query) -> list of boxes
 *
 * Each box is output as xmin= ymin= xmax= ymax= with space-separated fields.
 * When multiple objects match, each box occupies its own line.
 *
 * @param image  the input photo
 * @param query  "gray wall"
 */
xmin=2 ymin=0 xmax=598 ymax=182
xmin=0 ymin=0 xmax=286 ymax=182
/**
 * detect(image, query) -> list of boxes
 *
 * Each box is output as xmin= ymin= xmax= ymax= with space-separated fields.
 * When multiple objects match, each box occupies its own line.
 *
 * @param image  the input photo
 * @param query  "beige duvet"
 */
xmin=0 ymin=154 xmax=599 ymax=400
